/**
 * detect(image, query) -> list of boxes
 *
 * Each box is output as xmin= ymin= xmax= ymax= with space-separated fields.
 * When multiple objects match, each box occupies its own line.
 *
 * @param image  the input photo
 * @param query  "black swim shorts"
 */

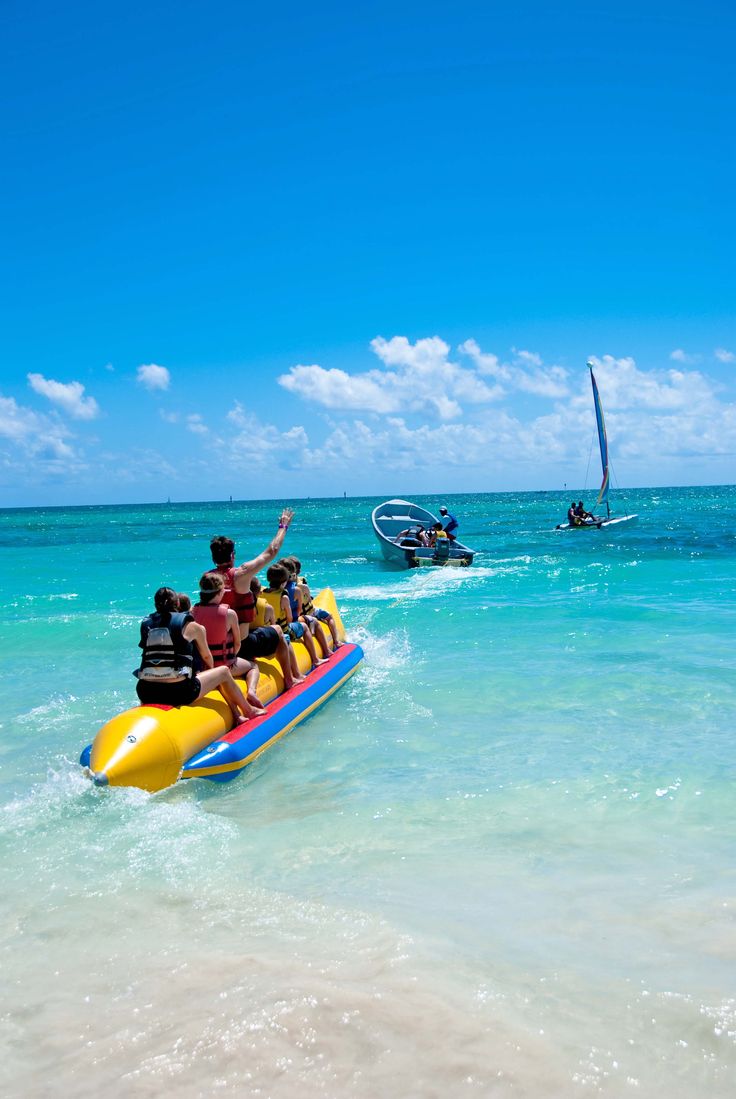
xmin=136 ymin=676 xmax=202 ymax=707
xmin=238 ymin=626 xmax=280 ymax=659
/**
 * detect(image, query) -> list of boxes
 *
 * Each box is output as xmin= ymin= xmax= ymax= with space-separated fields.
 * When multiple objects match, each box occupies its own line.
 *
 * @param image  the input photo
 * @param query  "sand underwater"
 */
xmin=1 ymin=486 xmax=735 ymax=1097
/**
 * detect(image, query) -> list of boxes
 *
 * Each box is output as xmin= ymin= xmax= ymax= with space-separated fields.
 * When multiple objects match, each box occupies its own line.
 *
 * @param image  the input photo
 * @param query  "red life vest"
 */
xmin=207 ymin=564 xmax=256 ymax=624
xmin=192 ymin=603 xmax=234 ymax=667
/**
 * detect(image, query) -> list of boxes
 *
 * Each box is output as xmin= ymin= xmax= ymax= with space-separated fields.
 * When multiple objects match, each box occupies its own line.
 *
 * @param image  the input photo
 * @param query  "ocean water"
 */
xmin=1 ymin=486 xmax=735 ymax=1097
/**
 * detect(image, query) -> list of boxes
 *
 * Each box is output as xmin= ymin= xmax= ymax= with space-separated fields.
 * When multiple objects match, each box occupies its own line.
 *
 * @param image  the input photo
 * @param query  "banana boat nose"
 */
xmin=89 ymin=709 xmax=183 ymax=792
xmin=88 ymin=701 xmax=228 ymax=792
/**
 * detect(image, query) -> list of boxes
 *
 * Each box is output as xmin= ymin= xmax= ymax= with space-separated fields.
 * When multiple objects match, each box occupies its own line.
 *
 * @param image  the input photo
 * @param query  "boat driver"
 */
xmin=439 ymin=506 xmax=458 ymax=541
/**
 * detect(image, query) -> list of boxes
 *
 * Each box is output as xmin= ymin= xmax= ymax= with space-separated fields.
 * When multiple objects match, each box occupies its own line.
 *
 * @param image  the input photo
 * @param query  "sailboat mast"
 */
xmin=587 ymin=363 xmax=610 ymax=518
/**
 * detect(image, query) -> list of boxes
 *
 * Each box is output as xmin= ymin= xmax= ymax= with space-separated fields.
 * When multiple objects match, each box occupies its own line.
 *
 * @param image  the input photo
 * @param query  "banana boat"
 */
xmin=80 ymin=589 xmax=362 ymax=792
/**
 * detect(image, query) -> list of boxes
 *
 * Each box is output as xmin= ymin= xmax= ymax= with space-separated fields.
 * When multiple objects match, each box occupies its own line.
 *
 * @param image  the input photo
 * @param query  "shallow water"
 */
xmin=1 ymin=487 xmax=735 ymax=1096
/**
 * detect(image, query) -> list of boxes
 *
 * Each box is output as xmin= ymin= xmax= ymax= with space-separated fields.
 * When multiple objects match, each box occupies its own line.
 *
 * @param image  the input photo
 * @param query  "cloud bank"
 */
xmin=275 ymin=338 xmax=736 ymax=485
xmin=4 ymin=335 xmax=735 ymax=502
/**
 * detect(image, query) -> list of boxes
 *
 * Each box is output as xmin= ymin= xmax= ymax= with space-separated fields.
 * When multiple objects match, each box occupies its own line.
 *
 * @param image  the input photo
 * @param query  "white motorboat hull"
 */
xmin=371 ymin=498 xmax=476 ymax=567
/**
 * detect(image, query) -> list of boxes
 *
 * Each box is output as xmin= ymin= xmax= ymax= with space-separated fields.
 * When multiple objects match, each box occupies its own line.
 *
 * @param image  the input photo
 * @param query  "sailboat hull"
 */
xmin=556 ymin=513 xmax=638 ymax=531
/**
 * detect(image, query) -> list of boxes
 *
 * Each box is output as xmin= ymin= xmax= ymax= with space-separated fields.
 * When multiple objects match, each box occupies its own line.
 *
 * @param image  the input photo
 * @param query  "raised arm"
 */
xmin=233 ymin=509 xmax=294 ymax=589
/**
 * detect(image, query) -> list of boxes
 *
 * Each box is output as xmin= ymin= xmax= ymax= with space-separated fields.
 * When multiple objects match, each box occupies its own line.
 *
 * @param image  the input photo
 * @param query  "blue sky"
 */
xmin=1 ymin=0 xmax=734 ymax=506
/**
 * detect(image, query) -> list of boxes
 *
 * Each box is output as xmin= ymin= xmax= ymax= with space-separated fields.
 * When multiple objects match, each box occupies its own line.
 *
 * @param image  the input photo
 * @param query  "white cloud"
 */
xmin=160 ymin=409 xmax=179 ymax=423
xmin=715 ymin=348 xmax=735 ymax=364
xmin=459 ymin=340 xmax=569 ymax=398
xmin=297 ymin=370 xmax=736 ymax=484
xmin=512 ymin=348 xmax=543 ymax=368
xmin=275 ymin=336 xmax=736 ymax=485
xmin=280 ymin=335 xmax=503 ymax=422
xmin=137 ymin=363 xmax=171 ymax=391
xmin=586 ymin=354 xmax=715 ymax=412
xmin=276 ymin=345 xmax=736 ymax=487
xmin=0 ymin=395 xmax=46 ymax=444
xmin=0 ymin=393 xmax=86 ymax=476
xmin=220 ymin=403 xmax=309 ymax=469
xmin=280 ymin=364 xmax=402 ymax=414
xmin=187 ymin=414 xmax=208 ymax=436
xmin=27 ymin=373 xmax=100 ymax=420
xmin=371 ymin=335 xmax=449 ymax=369
xmin=457 ymin=339 xmax=509 ymax=380
xmin=669 ymin=349 xmax=701 ymax=365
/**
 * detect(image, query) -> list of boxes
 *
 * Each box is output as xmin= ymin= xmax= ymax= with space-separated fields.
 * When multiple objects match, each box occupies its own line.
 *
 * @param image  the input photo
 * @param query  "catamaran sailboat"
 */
xmin=557 ymin=363 xmax=638 ymax=531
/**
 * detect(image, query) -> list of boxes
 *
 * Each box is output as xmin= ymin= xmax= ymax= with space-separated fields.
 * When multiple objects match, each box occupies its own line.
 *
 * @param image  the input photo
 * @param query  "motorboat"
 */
xmin=371 ymin=499 xmax=475 ymax=567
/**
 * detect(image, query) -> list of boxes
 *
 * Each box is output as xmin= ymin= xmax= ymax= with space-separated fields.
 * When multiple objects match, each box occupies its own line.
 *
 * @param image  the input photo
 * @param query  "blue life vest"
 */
xmin=285 ymin=579 xmax=300 ymax=619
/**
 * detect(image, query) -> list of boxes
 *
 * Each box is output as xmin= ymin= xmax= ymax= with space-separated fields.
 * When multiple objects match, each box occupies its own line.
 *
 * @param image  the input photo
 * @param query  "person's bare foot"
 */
xmin=312 ymin=658 xmax=329 ymax=667
xmin=247 ymin=691 xmax=263 ymax=709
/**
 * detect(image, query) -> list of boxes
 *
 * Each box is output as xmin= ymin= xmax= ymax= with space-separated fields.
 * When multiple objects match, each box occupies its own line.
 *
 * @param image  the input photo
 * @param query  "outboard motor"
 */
xmin=434 ymin=538 xmax=450 ymax=561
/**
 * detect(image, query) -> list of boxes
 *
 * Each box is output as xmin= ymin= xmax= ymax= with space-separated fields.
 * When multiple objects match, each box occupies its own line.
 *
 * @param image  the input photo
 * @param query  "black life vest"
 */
xmin=135 ymin=611 xmax=195 ymax=680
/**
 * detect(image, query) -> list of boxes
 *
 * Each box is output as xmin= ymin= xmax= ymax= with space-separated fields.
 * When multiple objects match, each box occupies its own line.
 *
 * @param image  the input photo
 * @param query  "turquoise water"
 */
xmin=1 ymin=487 xmax=735 ymax=1096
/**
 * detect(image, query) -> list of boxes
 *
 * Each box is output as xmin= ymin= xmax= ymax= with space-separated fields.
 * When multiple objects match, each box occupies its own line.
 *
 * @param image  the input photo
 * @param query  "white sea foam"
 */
xmin=15 ymin=694 xmax=81 ymax=725
xmin=351 ymin=625 xmax=411 ymax=667
xmin=337 ymin=564 xmax=522 ymax=606
xmin=16 ymin=591 xmax=79 ymax=602
xmin=349 ymin=627 xmax=413 ymax=698
xmin=0 ymin=764 xmax=92 ymax=836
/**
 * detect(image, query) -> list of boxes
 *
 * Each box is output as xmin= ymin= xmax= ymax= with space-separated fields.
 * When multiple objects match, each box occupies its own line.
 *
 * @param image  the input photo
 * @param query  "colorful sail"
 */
xmin=587 ymin=363 xmax=609 ymax=510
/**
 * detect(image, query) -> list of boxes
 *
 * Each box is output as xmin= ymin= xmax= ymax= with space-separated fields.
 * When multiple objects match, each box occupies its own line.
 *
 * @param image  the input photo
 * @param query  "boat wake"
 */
xmin=337 ymin=564 xmax=523 ymax=606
